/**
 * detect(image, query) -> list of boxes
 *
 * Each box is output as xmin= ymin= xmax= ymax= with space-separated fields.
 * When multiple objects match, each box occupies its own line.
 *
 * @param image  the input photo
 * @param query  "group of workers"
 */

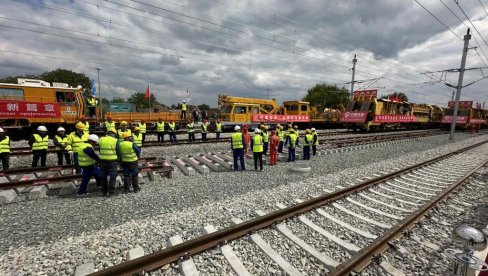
xmin=231 ymin=123 xmax=319 ymax=171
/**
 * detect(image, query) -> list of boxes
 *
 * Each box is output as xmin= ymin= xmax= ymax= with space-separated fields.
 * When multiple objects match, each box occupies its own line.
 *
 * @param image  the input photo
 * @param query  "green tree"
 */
xmin=303 ymin=83 xmax=350 ymax=109
xmin=380 ymin=92 xmax=409 ymax=102
xmin=112 ymin=97 xmax=126 ymax=103
xmin=198 ymin=104 xmax=210 ymax=110
xmin=127 ymin=92 xmax=159 ymax=110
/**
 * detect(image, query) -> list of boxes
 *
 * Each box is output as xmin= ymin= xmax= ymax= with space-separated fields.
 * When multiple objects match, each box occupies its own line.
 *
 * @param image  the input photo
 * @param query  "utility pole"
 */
xmin=95 ymin=68 xmax=102 ymax=122
xmin=451 ymin=90 xmax=455 ymax=101
xmin=449 ymin=29 xmax=471 ymax=141
xmin=266 ymin=88 xmax=270 ymax=98
xmin=350 ymin=54 xmax=357 ymax=99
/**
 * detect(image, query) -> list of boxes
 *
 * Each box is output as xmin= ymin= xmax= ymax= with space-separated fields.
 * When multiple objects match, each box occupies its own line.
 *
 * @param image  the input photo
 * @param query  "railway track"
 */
xmin=8 ymin=129 xmax=445 ymax=156
xmin=86 ymin=139 xmax=488 ymax=275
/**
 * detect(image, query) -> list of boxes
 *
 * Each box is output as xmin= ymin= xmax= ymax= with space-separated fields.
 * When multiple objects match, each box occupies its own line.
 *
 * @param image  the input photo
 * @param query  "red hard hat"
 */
xmin=81 ymin=116 xmax=86 ymax=120
xmin=107 ymin=116 xmax=111 ymax=120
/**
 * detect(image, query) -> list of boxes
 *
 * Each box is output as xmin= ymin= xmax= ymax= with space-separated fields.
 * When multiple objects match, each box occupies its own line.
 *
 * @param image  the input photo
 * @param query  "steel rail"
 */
xmin=329 ymin=158 xmax=488 ymax=275
xmin=88 ymin=139 xmax=488 ymax=276
xmin=0 ymin=164 xmax=173 ymax=190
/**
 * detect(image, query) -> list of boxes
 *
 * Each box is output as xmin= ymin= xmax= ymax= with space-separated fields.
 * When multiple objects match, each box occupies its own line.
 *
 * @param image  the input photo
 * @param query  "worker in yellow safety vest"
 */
xmin=117 ymin=121 xmax=131 ymax=142
xmin=67 ymin=122 xmax=89 ymax=174
xmin=80 ymin=116 xmax=90 ymax=134
xmin=261 ymin=125 xmax=269 ymax=156
xmin=104 ymin=117 xmax=115 ymax=132
xmin=215 ymin=119 xmax=222 ymax=140
xmin=231 ymin=125 xmax=245 ymax=171
xmin=284 ymin=123 xmax=292 ymax=147
xmin=119 ymin=131 xmax=141 ymax=193
xmin=156 ymin=118 xmax=165 ymax=144
xmin=303 ymin=129 xmax=313 ymax=160
xmin=138 ymin=120 xmax=147 ymax=142
xmin=54 ymin=127 xmax=71 ymax=165
xmin=77 ymin=134 xmax=101 ymax=196
xmin=29 ymin=125 xmax=49 ymax=167
xmin=133 ymin=127 xmax=143 ymax=147
xmin=98 ymin=128 xmax=119 ymax=197
xmin=201 ymin=119 xmax=208 ymax=141
xmin=287 ymin=129 xmax=298 ymax=162
xmin=276 ymin=124 xmax=284 ymax=153
xmin=0 ymin=127 xmax=10 ymax=170
xmin=87 ymin=95 xmax=98 ymax=118
xmin=250 ymin=128 xmax=264 ymax=171
xmin=186 ymin=119 xmax=195 ymax=142
xmin=181 ymin=100 xmax=187 ymax=120
xmin=311 ymin=128 xmax=319 ymax=156
xmin=168 ymin=121 xmax=177 ymax=143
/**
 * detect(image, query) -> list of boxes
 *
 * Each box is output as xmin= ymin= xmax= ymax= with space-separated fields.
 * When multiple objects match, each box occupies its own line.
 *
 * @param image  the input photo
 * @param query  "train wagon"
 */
xmin=440 ymin=101 xmax=486 ymax=129
xmin=0 ymin=78 xmax=96 ymax=134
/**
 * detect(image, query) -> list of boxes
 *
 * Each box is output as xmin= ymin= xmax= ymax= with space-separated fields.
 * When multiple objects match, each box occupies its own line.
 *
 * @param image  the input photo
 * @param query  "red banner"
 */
xmin=340 ymin=111 xmax=368 ymax=123
xmin=448 ymin=101 xmax=472 ymax=108
xmin=469 ymin=118 xmax=486 ymax=124
xmin=251 ymin=114 xmax=310 ymax=123
xmin=352 ymin=90 xmax=377 ymax=101
xmin=0 ymin=101 xmax=61 ymax=118
xmin=441 ymin=115 xmax=468 ymax=124
xmin=373 ymin=115 xmax=416 ymax=123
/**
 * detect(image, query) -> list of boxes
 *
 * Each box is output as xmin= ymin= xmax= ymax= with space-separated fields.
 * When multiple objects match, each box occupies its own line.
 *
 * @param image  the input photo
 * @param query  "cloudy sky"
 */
xmin=1 ymin=0 xmax=487 ymax=107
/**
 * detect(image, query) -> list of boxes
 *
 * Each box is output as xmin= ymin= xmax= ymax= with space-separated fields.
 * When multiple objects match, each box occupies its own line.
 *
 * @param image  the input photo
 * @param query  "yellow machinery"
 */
xmin=218 ymin=94 xmax=280 ymax=124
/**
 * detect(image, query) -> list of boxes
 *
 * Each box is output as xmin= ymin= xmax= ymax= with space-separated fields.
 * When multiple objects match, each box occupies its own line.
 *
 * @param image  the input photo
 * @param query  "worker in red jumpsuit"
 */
xmin=242 ymin=125 xmax=251 ymax=158
xmin=269 ymin=130 xmax=279 ymax=166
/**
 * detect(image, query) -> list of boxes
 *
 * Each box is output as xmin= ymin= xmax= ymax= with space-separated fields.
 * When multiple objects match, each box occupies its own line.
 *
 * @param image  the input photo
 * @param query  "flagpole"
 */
xmin=148 ymin=83 xmax=151 ymax=120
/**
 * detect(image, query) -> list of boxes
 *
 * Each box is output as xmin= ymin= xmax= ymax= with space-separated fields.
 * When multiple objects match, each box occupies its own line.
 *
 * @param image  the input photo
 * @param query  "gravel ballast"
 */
xmin=0 ymin=132 xmax=487 ymax=275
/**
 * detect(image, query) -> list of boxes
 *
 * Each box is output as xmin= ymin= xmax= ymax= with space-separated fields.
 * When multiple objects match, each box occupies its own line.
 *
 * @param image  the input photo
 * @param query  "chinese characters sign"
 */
xmin=0 ymin=101 xmax=61 ymax=118
xmin=251 ymin=114 xmax=310 ymax=123
xmin=469 ymin=118 xmax=486 ymax=124
xmin=447 ymin=101 xmax=472 ymax=108
xmin=373 ymin=115 xmax=416 ymax=123
xmin=352 ymin=90 xmax=377 ymax=101
xmin=339 ymin=111 xmax=368 ymax=123
xmin=441 ymin=115 xmax=468 ymax=124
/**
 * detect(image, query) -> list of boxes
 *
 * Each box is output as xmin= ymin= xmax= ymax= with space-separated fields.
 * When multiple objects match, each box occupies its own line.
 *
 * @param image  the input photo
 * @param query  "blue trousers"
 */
xmin=287 ymin=147 xmax=296 ymax=162
xmin=169 ymin=132 xmax=177 ymax=142
xmin=73 ymin=153 xmax=82 ymax=174
xmin=303 ymin=146 xmax=310 ymax=160
xmin=263 ymin=142 xmax=268 ymax=156
xmin=78 ymin=164 xmax=100 ymax=195
xmin=233 ymin=149 xmax=245 ymax=170
xmin=284 ymin=136 xmax=290 ymax=147
xmin=202 ymin=133 xmax=207 ymax=141
xmin=278 ymin=141 xmax=284 ymax=153
xmin=188 ymin=132 xmax=195 ymax=142
xmin=216 ymin=132 xmax=221 ymax=140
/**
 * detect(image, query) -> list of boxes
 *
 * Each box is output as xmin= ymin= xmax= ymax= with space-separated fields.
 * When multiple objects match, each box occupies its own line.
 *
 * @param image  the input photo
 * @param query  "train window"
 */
xmin=300 ymin=105 xmax=307 ymax=112
xmin=56 ymin=91 xmax=77 ymax=103
xmin=0 ymin=88 xmax=24 ymax=100
xmin=288 ymin=105 xmax=298 ymax=111
xmin=221 ymin=105 xmax=232 ymax=113
xmin=360 ymin=102 xmax=371 ymax=111
xmin=233 ymin=106 xmax=246 ymax=114
xmin=253 ymin=107 xmax=259 ymax=114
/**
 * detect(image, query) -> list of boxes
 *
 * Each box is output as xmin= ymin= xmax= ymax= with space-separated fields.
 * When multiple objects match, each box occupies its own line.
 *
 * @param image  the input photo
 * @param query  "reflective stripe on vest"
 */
xmin=68 ymin=132 xmax=88 ymax=152
xmin=0 ymin=136 xmax=10 ymax=153
xmin=216 ymin=123 xmax=222 ymax=132
xmin=55 ymin=135 xmax=71 ymax=151
xmin=78 ymin=143 xmax=95 ymax=166
xmin=120 ymin=141 xmax=138 ymax=162
xmin=304 ymin=134 xmax=313 ymax=146
xmin=156 ymin=122 xmax=165 ymax=132
xmin=32 ymin=134 xmax=49 ymax=150
xmin=133 ymin=133 xmax=143 ymax=147
xmin=105 ymin=121 xmax=115 ymax=129
xmin=289 ymin=133 xmax=297 ymax=148
xmin=186 ymin=123 xmax=194 ymax=132
xmin=313 ymin=133 xmax=319 ymax=145
xmin=231 ymin=132 xmax=243 ymax=149
xmin=139 ymin=123 xmax=146 ymax=133
xmin=118 ymin=129 xmax=132 ymax=142
xmin=98 ymin=136 xmax=118 ymax=161
xmin=252 ymin=135 xmax=263 ymax=153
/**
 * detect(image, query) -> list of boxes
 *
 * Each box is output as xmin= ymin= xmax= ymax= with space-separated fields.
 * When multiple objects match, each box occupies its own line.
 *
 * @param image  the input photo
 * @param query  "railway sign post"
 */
xmin=449 ymin=29 xmax=471 ymax=141
xmin=350 ymin=54 xmax=357 ymax=100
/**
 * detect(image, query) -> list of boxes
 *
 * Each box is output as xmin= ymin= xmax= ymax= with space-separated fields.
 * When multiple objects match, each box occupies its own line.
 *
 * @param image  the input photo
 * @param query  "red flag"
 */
xmin=145 ymin=84 xmax=150 ymax=99
xmin=397 ymin=95 xmax=402 ymax=102
xmin=389 ymin=95 xmax=395 ymax=102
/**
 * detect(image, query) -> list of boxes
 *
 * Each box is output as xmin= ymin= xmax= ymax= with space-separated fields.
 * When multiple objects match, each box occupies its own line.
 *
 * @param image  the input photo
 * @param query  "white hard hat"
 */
xmin=57 ymin=127 xmax=66 ymax=132
xmin=311 ymin=128 xmax=316 ymax=131
xmin=0 ymin=127 xmax=4 ymax=133
xmin=183 ymin=100 xmax=186 ymax=103
xmin=37 ymin=126 xmax=47 ymax=132
xmin=254 ymin=128 xmax=261 ymax=134
xmin=234 ymin=125 xmax=241 ymax=131
xmin=88 ymin=134 xmax=99 ymax=143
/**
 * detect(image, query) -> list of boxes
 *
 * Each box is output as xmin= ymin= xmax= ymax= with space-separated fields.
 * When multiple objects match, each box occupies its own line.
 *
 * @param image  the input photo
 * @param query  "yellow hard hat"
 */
xmin=306 ymin=129 xmax=311 ymax=133
xmin=76 ymin=122 xmax=85 ymax=130
xmin=120 ymin=121 xmax=128 ymax=125
xmin=107 ymin=128 xmax=117 ymax=134
xmin=265 ymin=125 xmax=269 ymax=130
xmin=134 ymin=127 xmax=140 ymax=131
xmin=294 ymin=125 xmax=298 ymax=129
xmin=279 ymin=125 xmax=283 ymax=130
xmin=122 ymin=131 xmax=132 ymax=139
